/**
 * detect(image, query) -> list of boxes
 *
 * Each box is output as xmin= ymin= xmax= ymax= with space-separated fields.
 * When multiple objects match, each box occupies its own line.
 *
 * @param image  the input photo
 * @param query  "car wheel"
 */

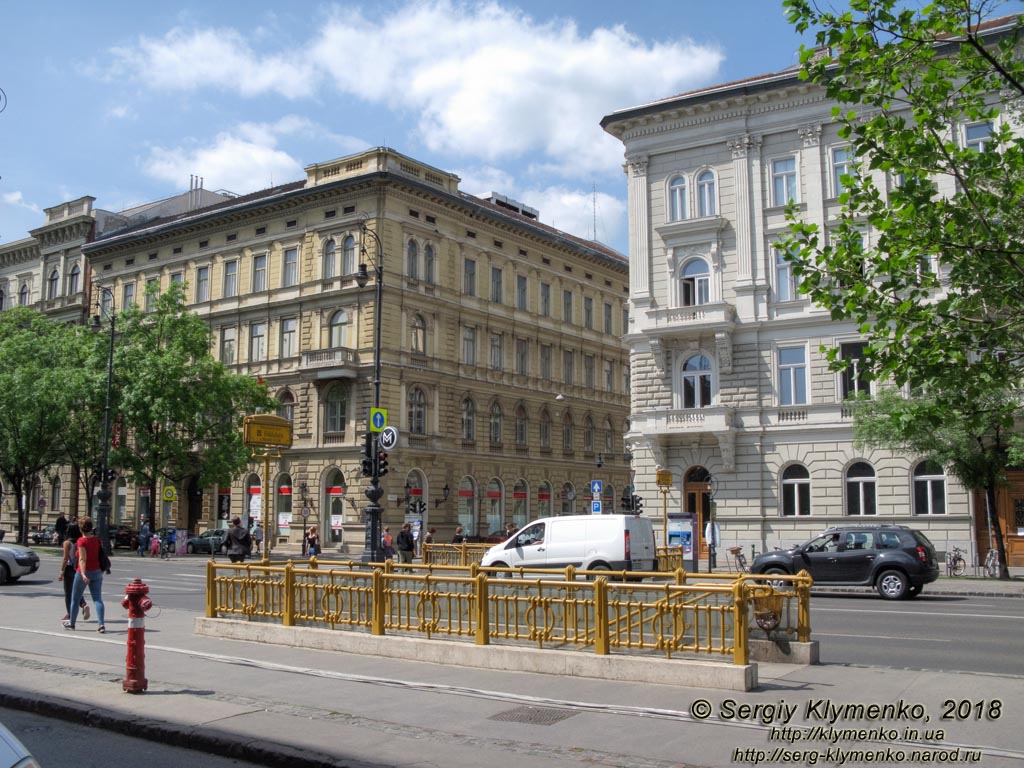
xmin=876 ymin=570 xmax=908 ymax=600
xmin=489 ymin=561 xmax=512 ymax=579
xmin=587 ymin=563 xmax=612 ymax=581
xmin=187 ymin=543 xmax=196 ymax=554
xmin=0 ymin=563 xmax=10 ymax=586
xmin=763 ymin=567 xmax=790 ymax=589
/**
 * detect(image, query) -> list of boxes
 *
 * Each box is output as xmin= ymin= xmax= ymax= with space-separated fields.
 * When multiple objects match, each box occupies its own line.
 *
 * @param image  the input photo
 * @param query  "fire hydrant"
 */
xmin=121 ymin=578 xmax=153 ymax=694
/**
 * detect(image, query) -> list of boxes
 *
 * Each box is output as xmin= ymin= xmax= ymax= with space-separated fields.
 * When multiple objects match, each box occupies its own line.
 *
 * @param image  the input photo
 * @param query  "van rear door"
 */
xmin=626 ymin=516 xmax=656 ymax=570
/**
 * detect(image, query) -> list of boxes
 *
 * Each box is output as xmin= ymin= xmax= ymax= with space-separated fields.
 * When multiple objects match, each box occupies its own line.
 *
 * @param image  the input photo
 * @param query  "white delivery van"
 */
xmin=480 ymin=514 xmax=656 ymax=573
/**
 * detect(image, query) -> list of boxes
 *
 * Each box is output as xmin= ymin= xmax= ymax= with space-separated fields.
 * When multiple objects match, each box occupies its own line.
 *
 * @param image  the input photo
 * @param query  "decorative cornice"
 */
xmin=799 ymin=123 xmax=822 ymax=147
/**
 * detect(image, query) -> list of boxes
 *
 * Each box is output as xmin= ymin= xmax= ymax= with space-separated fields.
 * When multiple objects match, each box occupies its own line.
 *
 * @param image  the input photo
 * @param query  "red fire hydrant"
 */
xmin=121 ymin=578 xmax=153 ymax=694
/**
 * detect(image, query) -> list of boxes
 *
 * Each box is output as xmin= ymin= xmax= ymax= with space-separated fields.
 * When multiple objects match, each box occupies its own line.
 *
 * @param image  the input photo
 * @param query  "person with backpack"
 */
xmin=57 ymin=522 xmax=88 ymax=623
xmin=224 ymin=517 xmax=253 ymax=563
xmin=396 ymin=522 xmax=415 ymax=564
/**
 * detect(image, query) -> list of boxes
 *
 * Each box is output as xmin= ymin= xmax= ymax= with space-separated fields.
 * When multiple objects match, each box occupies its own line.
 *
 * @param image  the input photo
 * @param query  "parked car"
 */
xmin=750 ymin=524 xmax=939 ymax=600
xmin=186 ymin=528 xmax=228 ymax=554
xmin=109 ymin=525 xmax=139 ymax=550
xmin=0 ymin=718 xmax=40 ymax=767
xmin=0 ymin=542 xmax=41 ymax=585
xmin=29 ymin=525 xmax=56 ymax=545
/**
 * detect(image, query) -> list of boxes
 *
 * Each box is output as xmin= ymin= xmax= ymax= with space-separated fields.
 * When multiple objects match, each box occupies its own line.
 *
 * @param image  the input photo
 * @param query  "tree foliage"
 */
xmin=782 ymin=0 xmax=1024 ymax=577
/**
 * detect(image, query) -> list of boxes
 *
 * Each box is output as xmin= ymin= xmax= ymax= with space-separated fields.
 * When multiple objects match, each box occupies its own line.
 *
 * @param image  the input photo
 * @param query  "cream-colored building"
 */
xmin=72 ymin=147 xmax=631 ymax=550
xmin=602 ymin=68 xmax=982 ymax=561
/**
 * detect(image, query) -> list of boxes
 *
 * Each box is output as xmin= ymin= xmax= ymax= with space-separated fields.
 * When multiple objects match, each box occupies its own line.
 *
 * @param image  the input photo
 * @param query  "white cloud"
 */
xmin=2 ymin=191 xmax=41 ymax=214
xmin=107 ymin=105 xmax=136 ymax=120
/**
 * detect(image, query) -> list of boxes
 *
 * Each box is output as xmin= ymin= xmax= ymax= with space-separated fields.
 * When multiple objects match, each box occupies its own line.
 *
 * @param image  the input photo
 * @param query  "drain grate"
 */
xmin=488 ymin=705 xmax=578 ymax=726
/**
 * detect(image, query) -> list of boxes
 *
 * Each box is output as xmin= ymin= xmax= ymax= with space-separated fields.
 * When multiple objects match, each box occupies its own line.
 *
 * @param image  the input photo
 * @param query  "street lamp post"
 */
xmin=356 ymin=219 xmax=385 ymax=562
xmin=91 ymin=286 xmax=116 ymax=555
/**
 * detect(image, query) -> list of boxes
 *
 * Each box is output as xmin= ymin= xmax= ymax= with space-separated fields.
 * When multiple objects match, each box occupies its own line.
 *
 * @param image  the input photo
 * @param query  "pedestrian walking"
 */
xmin=63 ymin=518 xmax=106 ymax=632
xmin=223 ymin=517 xmax=252 ymax=563
xmin=55 ymin=513 xmax=68 ymax=545
xmin=451 ymin=526 xmax=466 ymax=544
xmin=505 ymin=522 xmax=516 ymax=540
xmin=252 ymin=521 xmax=264 ymax=555
xmin=306 ymin=526 xmax=320 ymax=556
xmin=138 ymin=522 xmax=151 ymax=557
xmin=381 ymin=527 xmax=395 ymax=559
xmin=57 ymin=523 xmax=88 ymax=623
xmin=396 ymin=522 xmax=415 ymax=564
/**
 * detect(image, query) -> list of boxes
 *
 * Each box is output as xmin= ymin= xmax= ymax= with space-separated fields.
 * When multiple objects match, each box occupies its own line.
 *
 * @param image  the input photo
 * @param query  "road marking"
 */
xmin=816 ymin=632 xmax=951 ymax=642
xmin=813 ymin=607 xmax=1024 ymax=620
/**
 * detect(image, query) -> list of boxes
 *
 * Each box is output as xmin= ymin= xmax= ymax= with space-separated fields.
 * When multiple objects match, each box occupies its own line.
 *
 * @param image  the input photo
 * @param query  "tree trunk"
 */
xmin=985 ymin=484 xmax=1012 ymax=580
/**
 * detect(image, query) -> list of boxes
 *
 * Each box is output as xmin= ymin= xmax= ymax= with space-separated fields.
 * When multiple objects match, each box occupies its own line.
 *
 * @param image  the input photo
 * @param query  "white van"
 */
xmin=480 ymin=514 xmax=656 ymax=573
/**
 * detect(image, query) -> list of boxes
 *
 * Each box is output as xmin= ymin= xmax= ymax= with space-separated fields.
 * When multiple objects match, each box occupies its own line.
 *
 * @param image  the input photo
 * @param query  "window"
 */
xmin=461 ymin=398 xmax=476 ymax=440
xmin=490 ymin=333 xmax=504 ymax=370
xmin=681 ymin=258 xmax=710 ymax=306
xmin=407 ymin=240 xmax=419 ymax=280
xmin=68 ymin=264 xmax=80 ymax=295
xmin=423 ymin=244 xmax=435 ymax=284
xmin=408 ymin=387 xmax=426 ymax=434
xmin=196 ymin=266 xmax=210 ymax=302
xmin=491 ymin=266 xmax=503 ymax=303
xmin=48 ymin=269 xmax=59 ymax=300
xmin=561 ymin=413 xmax=574 ymax=452
xmin=145 ymin=278 xmax=158 ymax=312
xmin=778 ymin=346 xmax=808 ymax=405
xmin=604 ymin=302 xmax=613 ymax=333
xmin=278 ymin=392 xmax=295 ymax=422
xmin=489 ymin=402 xmax=503 ymax=445
xmin=604 ymin=360 xmax=614 ymax=392
xmin=781 ymin=465 xmax=811 ymax=516
xmin=965 ymin=121 xmax=993 ymax=152
xmin=323 ymin=239 xmax=336 ymax=278
xmin=540 ymin=344 xmax=552 ymax=380
xmin=463 ymin=258 xmax=476 ymax=296
xmin=280 ymin=317 xmax=297 ymax=358
xmin=772 ymin=157 xmax=797 ymax=206
xmin=682 ymin=354 xmax=713 ymax=408
xmin=253 ymin=254 xmax=267 ymax=292
xmin=562 ymin=290 xmax=573 ymax=322
xmin=515 ymin=338 xmax=529 ymax=375
xmin=539 ymin=410 xmax=551 ymax=449
xmin=50 ymin=477 xmax=61 ymax=512
xmin=583 ymin=355 xmax=595 ymax=388
xmin=329 ymin=310 xmax=349 ymax=348
xmin=224 ymin=261 xmax=238 ymax=298
xmin=562 ymin=349 xmax=574 ymax=386
xmin=100 ymin=287 xmax=113 ymax=317
xmin=583 ymin=416 xmax=595 ymax=453
xmin=540 ymin=283 xmax=551 ymax=316
xmin=832 ymin=147 xmax=854 ymax=197
xmin=840 ymin=341 xmax=871 ymax=399
xmin=1 ymin=288 xmax=6 ymax=310
xmin=774 ymin=247 xmax=800 ymax=302
xmin=325 ymin=384 xmax=349 ymax=433
xmin=462 ymin=326 xmax=477 ymax=365
xmin=697 ymin=170 xmax=717 ymax=216
xmin=19 ymin=284 xmax=28 ymax=305
xmin=515 ymin=405 xmax=528 ymax=446
xmin=249 ymin=321 xmax=267 ymax=361
xmin=845 ymin=461 xmax=877 ymax=516
xmin=603 ymin=418 xmax=614 ymax=453
xmin=411 ymin=314 xmax=426 ymax=354
xmin=171 ymin=271 xmax=183 ymax=287
xmin=282 ymin=247 xmax=298 ymax=287
xmin=516 ymin=275 xmax=527 ymax=309
xmin=122 ymin=282 xmax=135 ymax=309
xmin=668 ymin=175 xmax=687 ymax=221
xmin=220 ymin=327 xmax=236 ymax=364
xmin=913 ymin=460 xmax=946 ymax=515
xmin=584 ymin=297 xmax=593 ymax=329
xmin=342 ymin=236 xmax=356 ymax=275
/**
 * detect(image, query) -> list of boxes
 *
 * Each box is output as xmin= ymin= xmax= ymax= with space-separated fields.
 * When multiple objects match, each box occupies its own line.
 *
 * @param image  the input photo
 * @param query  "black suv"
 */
xmin=750 ymin=524 xmax=939 ymax=600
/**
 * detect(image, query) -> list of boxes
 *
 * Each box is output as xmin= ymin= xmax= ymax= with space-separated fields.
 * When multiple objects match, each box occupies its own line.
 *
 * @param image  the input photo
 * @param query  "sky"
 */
xmin=0 ymin=1 xmax=879 ymax=254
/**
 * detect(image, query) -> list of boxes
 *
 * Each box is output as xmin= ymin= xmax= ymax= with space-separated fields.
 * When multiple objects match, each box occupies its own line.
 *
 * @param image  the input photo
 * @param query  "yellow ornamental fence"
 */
xmin=206 ymin=560 xmax=812 ymax=664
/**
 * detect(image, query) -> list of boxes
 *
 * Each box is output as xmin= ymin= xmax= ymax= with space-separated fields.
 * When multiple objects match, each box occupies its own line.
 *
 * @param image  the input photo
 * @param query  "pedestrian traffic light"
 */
xmin=376 ymin=450 xmax=389 ymax=477
xmin=631 ymin=494 xmax=643 ymax=513
xmin=360 ymin=432 xmax=374 ymax=477
xmin=417 ymin=500 xmax=426 ymax=515
xmin=104 ymin=468 xmax=117 ymax=483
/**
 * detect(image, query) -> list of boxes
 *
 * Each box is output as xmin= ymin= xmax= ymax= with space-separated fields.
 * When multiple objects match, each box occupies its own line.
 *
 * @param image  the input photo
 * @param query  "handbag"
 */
xmin=97 ymin=543 xmax=112 ymax=574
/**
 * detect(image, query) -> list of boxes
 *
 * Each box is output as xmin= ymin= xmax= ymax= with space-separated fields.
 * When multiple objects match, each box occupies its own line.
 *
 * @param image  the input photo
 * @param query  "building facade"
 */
xmin=601 ymin=66 xmax=1006 ymax=564
xmin=67 ymin=148 xmax=631 ymax=550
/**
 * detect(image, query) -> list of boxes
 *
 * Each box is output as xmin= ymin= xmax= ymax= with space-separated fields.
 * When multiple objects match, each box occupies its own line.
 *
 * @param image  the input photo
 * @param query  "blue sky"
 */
xmin=0 ymin=1 xmax=978 ymax=254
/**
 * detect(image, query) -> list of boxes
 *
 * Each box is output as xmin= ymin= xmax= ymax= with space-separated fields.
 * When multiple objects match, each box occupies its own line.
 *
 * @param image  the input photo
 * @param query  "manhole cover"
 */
xmin=488 ymin=706 xmax=578 ymax=726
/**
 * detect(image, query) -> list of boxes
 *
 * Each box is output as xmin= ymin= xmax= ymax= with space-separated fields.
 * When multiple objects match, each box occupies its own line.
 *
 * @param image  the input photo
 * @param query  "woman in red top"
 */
xmin=63 ymin=517 xmax=106 ymax=632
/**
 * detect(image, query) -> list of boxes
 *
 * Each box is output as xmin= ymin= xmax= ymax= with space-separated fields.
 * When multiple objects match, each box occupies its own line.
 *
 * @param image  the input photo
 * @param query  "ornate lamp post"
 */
xmin=355 ymin=219 xmax=385 ymax=562
xmin=90 ymin=286 xmax=117 ymax=555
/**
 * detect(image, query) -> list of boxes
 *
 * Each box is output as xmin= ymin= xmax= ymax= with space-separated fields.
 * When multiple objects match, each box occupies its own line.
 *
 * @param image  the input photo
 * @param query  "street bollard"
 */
xmin=121 ymin=578 xmax=153 ymax=693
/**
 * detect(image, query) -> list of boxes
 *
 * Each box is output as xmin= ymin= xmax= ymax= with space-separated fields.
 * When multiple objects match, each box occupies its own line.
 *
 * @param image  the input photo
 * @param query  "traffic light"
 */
xmin=104 ymin=468 xmax=117 ymax=483
xmin=360 ymin=432 xmax=374 ymax=477
xmin=376 ymin=450 xmax=389 ymax=477
xmin=631 ymin=494 xmax=643 ymax=514
xmin=621 ymin=493 xmax=632 ymax=512
xmin=417 ymin=500 xmax=426 ymax=515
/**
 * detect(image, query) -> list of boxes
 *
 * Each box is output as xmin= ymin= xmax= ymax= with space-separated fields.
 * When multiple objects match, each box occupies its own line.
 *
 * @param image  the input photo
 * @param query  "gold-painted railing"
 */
xmin=205 ymin=559 xmax=813 ymax=664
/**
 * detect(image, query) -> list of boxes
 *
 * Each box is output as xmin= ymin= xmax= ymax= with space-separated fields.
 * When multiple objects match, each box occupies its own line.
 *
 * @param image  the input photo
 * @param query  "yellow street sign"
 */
xmin=369 ymin=408 xmax=387 ymax=433
xmin=243 ymin=414 xmax=294 ymax=448
xmin=656 ymin=469 xmax=673 ymax=488
xmin=162 ymin=487 xmax=177 ymax=502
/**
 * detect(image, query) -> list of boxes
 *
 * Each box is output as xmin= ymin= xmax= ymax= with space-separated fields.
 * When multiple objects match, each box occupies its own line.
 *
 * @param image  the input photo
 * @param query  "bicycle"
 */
xmin=728 ymin=546 xmax=749 ymax=573
xmin=983 ymin=548 xmax=999 ymax=578
xmin=946 ymin=545 xmax=966 ymax=577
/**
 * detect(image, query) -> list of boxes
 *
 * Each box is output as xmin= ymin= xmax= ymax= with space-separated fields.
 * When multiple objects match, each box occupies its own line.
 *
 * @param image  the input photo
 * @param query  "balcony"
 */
xmin=301 ymin=347 xmax=360 ymax=379
xmin=644 ymin=301 xmax=736 ymax=337
xmin=632 ymin=406 xmax=734 ymax=438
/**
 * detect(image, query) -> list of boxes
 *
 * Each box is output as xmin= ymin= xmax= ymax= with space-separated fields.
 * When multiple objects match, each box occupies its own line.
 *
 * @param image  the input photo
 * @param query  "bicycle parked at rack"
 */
xmin=984 ymin=548 xmax=999 ymax=578
xmin=728 ymin=546 xmax=749 ymax=573
xmin=946 ymin=545 xmax=966 ymax=577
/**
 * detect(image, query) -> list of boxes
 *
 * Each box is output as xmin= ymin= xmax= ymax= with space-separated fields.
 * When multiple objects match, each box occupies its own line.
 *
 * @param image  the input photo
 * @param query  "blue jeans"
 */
xmin=70 ymin=570 xmax=105 ymax=627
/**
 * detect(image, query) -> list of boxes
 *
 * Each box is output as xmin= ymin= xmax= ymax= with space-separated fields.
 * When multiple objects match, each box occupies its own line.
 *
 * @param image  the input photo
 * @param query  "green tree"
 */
xmin=0 ymin=308 xmax=77 ymax=545
xmin=110 ymin=282 xmax=276 ymax=530
xmin=782 ymin=0 xmax=1023 ymax=578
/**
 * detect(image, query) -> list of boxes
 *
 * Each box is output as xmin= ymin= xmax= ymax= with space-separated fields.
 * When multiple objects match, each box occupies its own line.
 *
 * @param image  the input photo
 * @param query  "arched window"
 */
xmin=329 ymin=310 xmax=349 ymax=348
xmin=424 ymin=244 xmax=435 ymax=284
xmin=913 ymin=460 xmax=946 ymax=515
xmin=513 ymin=479 xmax=528 ymax=527
xmin=668 ymin=175 xmax=687 ymax=221
xmin=539 ymin=409 xmax=552 ymax=450
xmin=697 ymin=170 xmax=717 ymax=217
xmin=48 ymin=270 xmax=59 ymax=300
xmin=245 ymin=474 xmax=262 ymax=528
xmin=0 ymin=288 xmax=5 ymax=309
xmin=537 ymin=480 xmax=553 ymax=518
xmin=845 ymin=461 xmax=876 ymax=516
xmin=277 ymin=391 xmax=295 ymax=422
xmin=342 ymin=235 xmax=356 ymax=275
xmin=323 ymin=239 xmax=336 ymax=278
xmin=515 ymin=404 xmax=528 ymax=446
xmin=561 ymin=481 xmax=577 ymax=516
xmin=461 ymin=397 xmax=476 ymax=441
xmin=681 ymin=258 xmax=710 ymax=306
xmin=407 ymin=240 xmax=419 ymax=280
xmin=682 ymin=354 xmax=713 ymax=409
xmin=50 ymin=477 xmax=62 ymax=512
xmin=486 ymin=477 xmax=504 ymax=534
xmin=325 ymin=468 xmax=347 ymax=542
xmin=325 ymin=383 xmax=349 ymax=434
xmin=411 ymin=314 xmax=426 ymax=354
xmin=408 ymin=387 xmax=426 ymax=435
xmin=489 ymin=402 xmax=503 ymax=445
xmin=19 ymin=284 xmax=29 ymax=306
xmin=68 ymin=264 xmax=80 ymax=295
xmin=276 ymin=474 xmax=293 ymax=537
xmin=781 ymin=464 xmax=811 ymax=516
xmin=603 ymin=418 xmax=614 ymax=453
xmin=583 ymin=415 xmax=595 ymax=453
xmin=458 ymin=476 xmax=477 ymax=536
xmin=561 ymin=412 xmax=574 ymax=453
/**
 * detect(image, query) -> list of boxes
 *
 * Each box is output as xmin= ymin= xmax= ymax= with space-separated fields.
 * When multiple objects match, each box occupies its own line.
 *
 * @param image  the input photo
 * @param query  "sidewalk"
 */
xmin=1 ymin=554 xmax=1023 ymax=767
